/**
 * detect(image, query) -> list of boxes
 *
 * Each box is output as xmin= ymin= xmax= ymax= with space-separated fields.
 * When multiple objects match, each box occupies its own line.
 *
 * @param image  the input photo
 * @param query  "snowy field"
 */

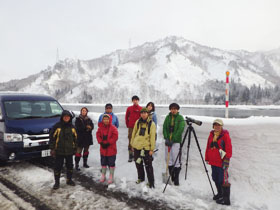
xmin=1 ymin=108 xmax=280 ymax=210
xmin=81 ymin=110 xmax=280 ymax=210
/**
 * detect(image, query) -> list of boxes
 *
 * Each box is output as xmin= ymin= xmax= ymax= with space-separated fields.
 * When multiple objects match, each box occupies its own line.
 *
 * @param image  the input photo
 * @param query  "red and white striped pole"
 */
xmin=225 ymin=71 xmax=230 ymax=118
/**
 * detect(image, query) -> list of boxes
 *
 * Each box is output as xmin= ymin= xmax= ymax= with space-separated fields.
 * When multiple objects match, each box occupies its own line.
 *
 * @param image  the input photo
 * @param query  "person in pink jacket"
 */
xmin=125 ymin=95 xmax=142 ymax=162
xmin=205 ymin=119 xmax=232 ymax=206
xmin=96 ymin=114 xmax=118 ymax=184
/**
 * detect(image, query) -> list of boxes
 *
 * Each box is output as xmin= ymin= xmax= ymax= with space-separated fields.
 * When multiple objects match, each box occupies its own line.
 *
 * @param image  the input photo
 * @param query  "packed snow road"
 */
xmin=0 ymin=160 xmax=170 ymax=210
xmin=0 ymin=162 xmax=129 ymax=210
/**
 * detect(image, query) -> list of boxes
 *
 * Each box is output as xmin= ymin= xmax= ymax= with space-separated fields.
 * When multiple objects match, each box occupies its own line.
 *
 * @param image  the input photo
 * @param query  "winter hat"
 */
xmin=169 ymin=103 xmax=180 ymax=110
xmin=140 ymin=108 xmax=149 ymax=113
xmin=213 ymin=119 xmax=223 ymax=126
xmin=102 ymin=114 xmax=110 ymax=119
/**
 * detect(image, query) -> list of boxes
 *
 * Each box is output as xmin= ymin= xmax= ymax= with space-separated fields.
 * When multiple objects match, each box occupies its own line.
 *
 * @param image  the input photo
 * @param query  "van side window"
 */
xmin=50 ymin=101 xmax=62 ymax=114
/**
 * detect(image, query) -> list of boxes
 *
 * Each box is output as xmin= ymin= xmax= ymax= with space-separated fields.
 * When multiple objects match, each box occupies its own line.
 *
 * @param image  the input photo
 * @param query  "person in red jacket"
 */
xmin=96 ymin=114 xmax=118 ymax=184
xmin=125 ymin=95 xmax=142 ymax=162
xmin=205 ymin=119 xmax=232 ymax=206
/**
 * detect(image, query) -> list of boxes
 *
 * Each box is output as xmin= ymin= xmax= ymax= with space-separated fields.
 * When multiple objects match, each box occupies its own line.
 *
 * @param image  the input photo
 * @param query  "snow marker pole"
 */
xmin=225 ymin=71 xmax=230 ymax=118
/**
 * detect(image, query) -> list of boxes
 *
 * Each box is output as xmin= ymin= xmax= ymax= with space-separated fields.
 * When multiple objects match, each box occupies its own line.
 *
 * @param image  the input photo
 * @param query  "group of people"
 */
xmin=49 ymin=95 xmax=232 ymax=206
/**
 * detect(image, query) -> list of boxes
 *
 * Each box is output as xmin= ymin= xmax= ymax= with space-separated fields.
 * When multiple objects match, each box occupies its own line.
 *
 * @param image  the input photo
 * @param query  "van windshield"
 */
xmin=4 ymin=100 xmax=63 ymax=119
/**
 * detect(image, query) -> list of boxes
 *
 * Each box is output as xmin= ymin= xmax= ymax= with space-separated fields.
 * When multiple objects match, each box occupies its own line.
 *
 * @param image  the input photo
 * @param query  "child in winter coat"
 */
xmin=205 ymin=119 xmax=232 ymax=205
xmin=96 ymin=114 xmax=118 ymax=184
xmin=131 ymin=108 xmax=156 ymax=188
xmin=75 ymin=107 xmax=94 ymax=170
xmin=49 ymin=110 xmax=77 ymax=190
xmin=163 ymin=103 xmax=185 ymax=186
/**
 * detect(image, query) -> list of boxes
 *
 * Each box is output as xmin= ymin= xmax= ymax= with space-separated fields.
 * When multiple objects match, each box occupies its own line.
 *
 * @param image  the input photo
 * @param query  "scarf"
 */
xmin=211 ymin=131 xmax=221 ymax=149
xmin=79 ymin=114 xmax=89 ymax=121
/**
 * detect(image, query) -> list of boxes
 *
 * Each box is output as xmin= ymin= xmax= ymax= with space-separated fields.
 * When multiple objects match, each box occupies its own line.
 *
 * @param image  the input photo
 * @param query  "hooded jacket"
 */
xmin=130 ymin=117 xmax=156 ymax=151
xmin=49 ymin=110 xmax=77 ymax=156
xmin=98 ymin=112 xmax=119 ymax=128
xmin=96 ymin=116 xmax=118 ymax=156
xmin=205 ymin=129 xmax=232 ymax=167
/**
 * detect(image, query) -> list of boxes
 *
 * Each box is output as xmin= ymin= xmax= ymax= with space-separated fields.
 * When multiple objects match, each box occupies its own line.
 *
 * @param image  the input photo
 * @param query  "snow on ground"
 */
xmin=0 ymin=181 xmax=35 ymax=210
xmin=0 ymin=163 xmax=132 ymax=210
xmin=83 ymin=112 xmax=280 ymax=210
xmin=1 ymin=107 xmax=279 ymax=210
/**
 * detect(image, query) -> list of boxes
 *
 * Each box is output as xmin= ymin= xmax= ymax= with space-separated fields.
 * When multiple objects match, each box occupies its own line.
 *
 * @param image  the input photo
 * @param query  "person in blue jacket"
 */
xmin=146 ymin=102 xmax=157 ymax=126
xmin=98 ymin=103 xmax=119 ymax=128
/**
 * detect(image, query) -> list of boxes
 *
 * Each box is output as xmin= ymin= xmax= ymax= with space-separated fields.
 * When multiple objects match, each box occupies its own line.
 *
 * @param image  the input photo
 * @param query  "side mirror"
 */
xmin=0 ymin=114 xmax=4 ymax=122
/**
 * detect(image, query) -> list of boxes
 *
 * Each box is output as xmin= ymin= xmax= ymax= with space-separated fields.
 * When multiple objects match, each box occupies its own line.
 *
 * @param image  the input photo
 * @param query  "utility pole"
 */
xmin=225 ymin=71 xmax=230 ymax=118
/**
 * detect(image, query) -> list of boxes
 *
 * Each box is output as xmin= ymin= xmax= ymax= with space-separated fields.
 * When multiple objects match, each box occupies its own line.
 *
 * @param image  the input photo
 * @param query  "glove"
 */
xmin=100 ymin=142 xmax=110 ymax=149
xmin=222 ymin=157 xmax=230 ymax=169
xmin=165 ymin=139 xmax=173 ymax=147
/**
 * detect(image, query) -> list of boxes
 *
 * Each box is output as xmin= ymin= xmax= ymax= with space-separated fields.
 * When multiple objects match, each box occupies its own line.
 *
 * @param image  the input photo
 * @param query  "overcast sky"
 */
xmin=1 ymin=0 xmax=280 ymax=82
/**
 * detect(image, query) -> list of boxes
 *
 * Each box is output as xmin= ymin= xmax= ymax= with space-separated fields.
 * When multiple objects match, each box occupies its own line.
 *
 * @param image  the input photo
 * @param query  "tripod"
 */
xmin=163 ymin=121 xmax=215 ymax=195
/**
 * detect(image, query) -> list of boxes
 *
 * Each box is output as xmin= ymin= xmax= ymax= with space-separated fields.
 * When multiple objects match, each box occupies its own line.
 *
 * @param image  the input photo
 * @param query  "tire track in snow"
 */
xmin=0 ymin=174 xmax=51 ymax=210
xmin=31 ymin=158 xmax=173 ymax=210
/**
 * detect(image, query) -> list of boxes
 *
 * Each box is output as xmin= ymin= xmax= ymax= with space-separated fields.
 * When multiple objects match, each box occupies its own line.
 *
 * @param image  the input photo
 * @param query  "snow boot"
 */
xmin=147 ymin=182 xmax=155 ymax=188
xmin=75 ymin=154 xmax=81 ymax=171
xmin=83 ymin=151 xmax=90 ymax=168
xmin=100 ymin=167 xmax=107 ymax=183
xmin=128 ymin=150 xmax=134 ymax=162
xmin=216 ymin=184 xmax=231 ymax=205
xmin=66 ymin=169 xmax=75 ymax=186
xmin=66 ymin=179 xmax=76 ymax=186
xmin=168 ymin=166 xmax=175 ymax=183
xmin=53 ymin=172 xmax=60 ymax=190
xmin=173 ymin=167 xmax=181 ymax=186
xmin=107 ymin=167 xmax=115 ymax=184
xmin=213 ymin=182 xmax=223 ymax=200
xmin=136 ymin=179 xmax=144 ymax=184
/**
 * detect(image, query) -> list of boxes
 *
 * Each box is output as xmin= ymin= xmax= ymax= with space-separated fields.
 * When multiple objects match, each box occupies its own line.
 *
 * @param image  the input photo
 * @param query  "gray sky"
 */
xmin=1 ymin=0 xmax=280 ymax=82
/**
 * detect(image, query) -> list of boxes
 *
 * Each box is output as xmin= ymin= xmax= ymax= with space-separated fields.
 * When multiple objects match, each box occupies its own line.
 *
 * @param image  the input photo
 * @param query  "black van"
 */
xmin=0 ymin=92 xmax=63 ymax=162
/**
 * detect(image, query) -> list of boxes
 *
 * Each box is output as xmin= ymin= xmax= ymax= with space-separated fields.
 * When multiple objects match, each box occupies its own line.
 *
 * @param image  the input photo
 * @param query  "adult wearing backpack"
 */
xmin=49 ymin=110 xmax=77 ymax=190
xmin=125 ymin=95 xmax=142 ymax=162
xmin=131 ymin=108 xmax=156 ymax=188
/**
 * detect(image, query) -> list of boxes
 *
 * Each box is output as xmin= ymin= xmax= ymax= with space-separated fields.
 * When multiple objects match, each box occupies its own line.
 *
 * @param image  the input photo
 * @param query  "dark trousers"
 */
xmin=54 ymin=155 xmax=74 ymax=179
xmin=128 ymin=128 xmax=133 ymax=151
xmin=101 ymin=155 xmax=116 ymax=167
xmin=134 ymin=149 xmax=154 ymax=185
xmin=211 ymin=165 xmax=224 ymax=185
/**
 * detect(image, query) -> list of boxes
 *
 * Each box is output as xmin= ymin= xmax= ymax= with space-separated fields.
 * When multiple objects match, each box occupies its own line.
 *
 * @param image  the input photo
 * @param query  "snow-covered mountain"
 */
xmin=1 ymin=36 xmax=280 ymax=104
